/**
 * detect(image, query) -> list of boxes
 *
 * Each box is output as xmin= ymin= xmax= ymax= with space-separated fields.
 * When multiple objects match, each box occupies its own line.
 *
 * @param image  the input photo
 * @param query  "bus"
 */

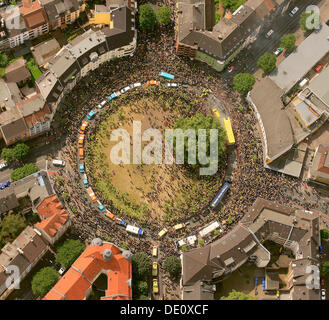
xmin=159 ymin=72 xmax=174 ymax=80
xmin=126 ymin=224 xmax=144 ymax=236
xmin=209 ymin=182 xmax=231 ymax=209
xmin=223 ymin=118 xmax=235 ymax=145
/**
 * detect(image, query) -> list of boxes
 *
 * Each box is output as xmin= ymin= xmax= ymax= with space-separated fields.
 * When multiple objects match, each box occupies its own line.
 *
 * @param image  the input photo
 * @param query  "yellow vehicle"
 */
xmin=158 ymin=228 xmax=168 ymax=238
xmin=152 ymin=261 xmax=158 ymax=277
xmin=223 ymin=117 xmax=235 ymax=145
xmin=152 ymin=246 xmax=158 ymax=257
xmin=153 ymin=279 xmax=159 ymax=294
xmin=276 ymin=290 xmax=279 ymax=298
xmin=212 ymin=108 xmax=220 ymax=119
xmin=173 ymin=223 xmax=184 ymax=231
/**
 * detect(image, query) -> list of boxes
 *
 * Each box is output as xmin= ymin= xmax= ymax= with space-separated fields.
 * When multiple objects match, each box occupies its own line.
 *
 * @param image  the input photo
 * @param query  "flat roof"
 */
xmin=269 ymin=23 xmax=329 ymax=91
xmin=308 ymin=65 xmax=329 ymax=108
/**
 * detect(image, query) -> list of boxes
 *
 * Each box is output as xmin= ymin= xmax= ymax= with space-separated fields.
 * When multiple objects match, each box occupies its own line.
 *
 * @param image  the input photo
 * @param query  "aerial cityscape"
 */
xmin=0 ymin=0 xmax=328 ymax=305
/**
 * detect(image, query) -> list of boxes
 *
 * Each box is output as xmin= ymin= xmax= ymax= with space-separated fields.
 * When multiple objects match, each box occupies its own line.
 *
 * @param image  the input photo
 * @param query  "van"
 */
xmin=152 ymin=246 xmax=157 ymax=257
xmin=299 ymin=78 xmax=309 ymax=87
xmin=52 ymin=159 xmax=65 ymax=167
xmin=78 ymin=134 xmax=84 ymax=146
xmin=158 ymin=228 xmax=168 ymax=238
xmin=79 ymin=148 xmax=84 ymax=159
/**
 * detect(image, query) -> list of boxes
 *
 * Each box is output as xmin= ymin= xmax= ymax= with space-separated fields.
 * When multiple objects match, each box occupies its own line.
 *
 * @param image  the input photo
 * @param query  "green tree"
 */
xmin=11 ymin=163 xmax=40 ymax=181
xmin=55 ymin=239 xmax=85 ymax=269
xmin=31 ymin=267 xmax=59 ymax=297
xmin=1 ymin=148 xmax=14 ymax=163
xmin=0 ymin=214 xmax=26 ymax=241
xmin=163 ymin=256 xmax=181 ymax=278
xmin=233 ymin=73 xmax=255 ymax=95
xmin=173 ymin=113 xmax=227 ymax=171
xmin=138 ymin=295 xmax=148 ymax=300
xmin=220 ymin=0 xmax=245 ymax=13
xmin=321 ymin=262 xmax=329 ymax=276
xmin=132 ymin=252 xmax=151 ymax=279
xmin=220 ymin=290 xmax=259 ymax=300
xmin=280 ymin=34 xmax=296 ymax=52
xmin=321 ymin=229 xmax=329 ymax=240
xmin=139 ymin=4 xmax=156 ymax=31
xmin=257 ymin=53 xmax=277 ymax=74
xmin=0 ymin=52 xmax=8 ymax=68
xmin=136 ymin=280 xmax=148 ymax=296
xmin=12 ymin=143 xmax=30 ymax=161
xmin=156 ymin=6 xmax=171 ymax=25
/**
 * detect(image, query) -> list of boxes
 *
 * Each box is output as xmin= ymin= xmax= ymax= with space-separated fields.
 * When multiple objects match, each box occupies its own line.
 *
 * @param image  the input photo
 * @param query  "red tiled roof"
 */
xmin=43 ymin=242 xmax=132 ymax=300
xmin=35 ymin=195 xmax=68 ymax=238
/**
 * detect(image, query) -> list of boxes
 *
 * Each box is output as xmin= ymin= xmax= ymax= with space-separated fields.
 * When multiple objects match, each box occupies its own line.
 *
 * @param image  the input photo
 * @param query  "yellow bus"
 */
xmin=223 ymin=117 xmax=235 ymax=145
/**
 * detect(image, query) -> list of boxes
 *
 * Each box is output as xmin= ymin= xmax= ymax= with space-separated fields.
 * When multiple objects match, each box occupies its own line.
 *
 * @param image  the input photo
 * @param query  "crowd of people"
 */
xmin=47 ymin=20 xmax=328 ymax=299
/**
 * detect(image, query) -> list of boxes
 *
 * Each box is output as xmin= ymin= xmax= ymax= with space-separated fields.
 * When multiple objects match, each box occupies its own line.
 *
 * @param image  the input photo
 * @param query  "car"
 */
xmin=321 ymin=289 xmax=326 ymax=300
xmin=289 ymin=7 xmax=299 ymax=17
xmin=78 ymin=134 xmax=84 ymax=147
xmin=58 ymin=267 xmax=66 ymax=275
xmin=167 ymin=83 xmax=179 ymax=87
xmin=132 ymin=82 xmax=142 ymax=88
xmin=153 ymin=279 xmax=159 ymax=294
xmin=319 ymin=245 xmax=324 ymax=254
xmin=158 ymin=228 xmax=168 ymax=238
xmin=79 ymin=121 xmax=88 ymax=134
xmin=212 ymin=108 xmax=220 ymax=119
xmin=315 ymin=64 xmax=323 ymax=73
xmin=97 ymin=100 xmax=107 ymax=109
xmin=276 ymin=290 xmax=279 ymax=298
xmin=0 ymin=181 xmax=10 ymax=189
xmin=79 ymin=164 xmax=85 ymax=173
xmin=115 ymin=91 xmax=121 ymax=97
xmin=152 ymin=261 xmax=158 ymax=277
xmin=120 ymin=86 xmax=131 ymax=94
xmin=52 ymin=159 xmax=65 ymax=167
xmin=274 ymin=48 xmax=283 ymax=56
xmin=0 ymin=2 xmax=5 ymax=7
xmin=83 ymin=178 xmax=88 ymax=188
xmin=321 ymin=278 xmax=325 ymax=287
xmin=87 ymin=110 xmax=96 ymax=120
xmin=98 ymin=205 xmax=106 ymax=213
xmin=0 ymin=161 xmax=8 ymax=170
xmin=265 ymin=29 xmax=274 ymax=38
xmin=108 ymin=93 xmax=117 ymax=100
xmin=152 ymin=246 xmax=158 ymax=257
xmin=147 ymin=80 xmax=160 ymax=86
xmin=228 ymin=66 xmax=235 ymax=73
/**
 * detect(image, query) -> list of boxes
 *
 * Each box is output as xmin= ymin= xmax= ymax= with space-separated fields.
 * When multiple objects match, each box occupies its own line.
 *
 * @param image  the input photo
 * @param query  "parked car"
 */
xmin=274 ymin=48 xmax=283 ymax=56
xmin=120 ymin=86 xmax=131 ymax=94
xmin=52 ymin=159 xmax=65 ymax=167
xmin=321 ymin=289 xmax=326 ymax=300
xmin=153 ymin=279 xmax=159 ymax=294
xmin=167 ymin=83 xmax=179 ymax=87
xmin=79 ymin=164 xmax=85 ymax=173
xmin=152 ymin=246 xmax=158 ymax=257
xmin=152 ymin=261 xmax=158 ymax=277
xmin=97 ymin=100 xmax=107 ymax=109
xmin=265 ymin=29 xmax=274 ymax=38
xmin=109 ymin=93 xmax=117 ymax=100
xmin=321 ymin=278 xmax=325 ymax=287
xmin=147 ymin=80 xmax=160 ymax=86
xmin=87 ymin=110 xmax=96 ymax=120
xmin=212 ymin=108 xmax=220 ymax=119
xmin=0 ymin=181 xmax=10 ymax=189
xmin=98 ymin=205 xmax=106 ymax=213
xmin=83 ymin=178 xmax=88 ymax=188
xmin=228 ymin=66 xmax=235 ymax=73
xmin=58 ymin=267 xmax=66 ymax=275
xmin=289 ymin=6 xmax=299 ymax=17
xmin=0 ymin=161 xmax=8 ymax=170
xmin=319 ymin=245 xmax=324 ymax=254
xmin=315 ymin=64 xmax=323 ymax=73
xmin=132 ymin=82 xmax=142 ymax=88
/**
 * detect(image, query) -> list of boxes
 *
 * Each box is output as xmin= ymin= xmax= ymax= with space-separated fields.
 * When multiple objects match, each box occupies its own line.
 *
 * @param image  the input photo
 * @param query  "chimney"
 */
xmin=23 ymin=0 xmax=33 ymax=8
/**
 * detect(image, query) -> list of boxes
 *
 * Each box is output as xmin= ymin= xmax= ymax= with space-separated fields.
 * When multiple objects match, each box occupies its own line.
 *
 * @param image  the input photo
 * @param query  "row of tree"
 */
xmin=139 ymin=5 xmax=171 ymax=31
xmin=1 ymin=142 xmax=30 ymax=163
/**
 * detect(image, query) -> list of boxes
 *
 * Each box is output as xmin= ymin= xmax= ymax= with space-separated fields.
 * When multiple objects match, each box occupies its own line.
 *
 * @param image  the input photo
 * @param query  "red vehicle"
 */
xmin=321 ymin=278 xmax=325 ymax=287
xmin=315 ymin=64 xmax=323 ymax=72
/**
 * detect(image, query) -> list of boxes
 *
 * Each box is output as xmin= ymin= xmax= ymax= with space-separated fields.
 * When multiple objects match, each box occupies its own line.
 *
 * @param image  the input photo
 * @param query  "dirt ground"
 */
xmin=91 ymin=96 xmax=203 ymax=221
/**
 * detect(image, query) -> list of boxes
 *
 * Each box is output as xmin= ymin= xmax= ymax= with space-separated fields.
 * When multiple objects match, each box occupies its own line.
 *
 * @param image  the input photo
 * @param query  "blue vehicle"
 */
xmin=98 ymin=205 xmax=106 ymax=213
xmin=83 ymin=179 xmax=88 ymax=187
xmin=87 ymin=110 xmax=96 ymax=120
xmin=320 ymin=245 xmax=324 ymax=254
xmin=108 ymin=93 xmax=117 ymax=101
xmin=120 ymin=220 xmax=127 ymax=227
xmin=159 ymin=72 xmax=174 ymax=80
xmin=0 ymin=181 xmax=10 ymax=189
xmin=209 ymin=182 xmax=231 ymax=209
xmin=79 ymin=164 xmax=85 ymax=173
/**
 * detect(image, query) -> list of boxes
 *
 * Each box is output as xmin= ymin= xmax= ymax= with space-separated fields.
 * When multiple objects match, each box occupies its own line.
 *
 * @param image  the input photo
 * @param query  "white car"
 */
xmin=132 ymin=82 xmax=141 ymax=88
xmin=167 ymin=83 xmax=178 ymax=87
xmin=97 ymin=100 xmax=107 ymax=109
xmin=289 ymin=7 xmax=299 ymax=17
xmin=120 ymin=86 xmax=131 ymax=94
xmin=274 ymin=48 xmax=283 ymax=56
xmin=265 ymin=29 xmax=274 ymax=38
xmin=115 ymin=91 xmax=121 ymax=97
xmin=0 ymin=162 xmax=8 ymax=170
xmin=58 ymin=267 xmax=66 ymax=275
xmin=321 ymin=289 xmax=326 ymax=300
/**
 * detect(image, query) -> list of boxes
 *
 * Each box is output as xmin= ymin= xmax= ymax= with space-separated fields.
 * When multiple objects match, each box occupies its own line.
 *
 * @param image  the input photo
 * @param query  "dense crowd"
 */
xmin=47 ymin=19 xmax=328 ymax=299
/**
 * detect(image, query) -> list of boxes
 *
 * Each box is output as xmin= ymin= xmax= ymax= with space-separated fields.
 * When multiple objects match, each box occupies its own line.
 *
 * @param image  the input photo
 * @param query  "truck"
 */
xmin=78 ymin=134 xmax=84 ymax=147
xmin=159 ymin=72 xmax=174 ymax=80
xmin=126 ymin=224 xmax=144 ymax=236
xmin=79 ymin=121 xmax=88 ymax=134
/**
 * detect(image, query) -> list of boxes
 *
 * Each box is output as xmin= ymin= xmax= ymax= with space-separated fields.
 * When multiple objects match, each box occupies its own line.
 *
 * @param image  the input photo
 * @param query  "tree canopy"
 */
xmin=173 ymin=113 xmax=226 ymax=172
xmin=163 ymin=256 xmax=181 ymax=278
xmin=0 ymin=214 xmax=26 ymax=242
xmin=31 ymin=267 xmax=59 ymax=297
xmin=139 ymin=4 xmax=156 ymax=31
xmin=11 ymin=163 xmax=40 ymax=181
xmin=220 ymin=0 xmax=245 ymax=13
xmin=257 ymin=53 xmax=277 ymax=74
xmin=280 ymin=34 xmax=296 ymax=52
xmin=321 ymin=229 xmax=329 ymax=240
xmin=233 ymin=73 xmax=255 ymax=95
xmin=55 ymin=239 xmax=85 ymax=269
xmin=321 ymin=262 xmax=329 ymax=276
xmin=156 ymin=6 xmax=171 ymax=25
xmin=220 ymin=290 xmax=259 ymax=300
xmin=1 ymin=148 xmax=14 ymax=163
xmin=0 ymin=52 xmax=8 ymax=68
xmin=1 ymin=143 xmax=30 ymax=163
xmin=132 ymin=252 xmax=151 ymax=280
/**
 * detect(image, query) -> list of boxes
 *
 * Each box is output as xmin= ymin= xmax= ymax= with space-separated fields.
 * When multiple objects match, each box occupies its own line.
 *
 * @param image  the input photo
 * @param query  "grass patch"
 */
xmin=26 ymin=58 xmax=42 ymax=82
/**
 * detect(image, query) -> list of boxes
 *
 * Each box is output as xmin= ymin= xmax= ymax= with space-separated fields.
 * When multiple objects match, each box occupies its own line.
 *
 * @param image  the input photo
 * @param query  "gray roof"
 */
xmin=248 ymin=77 xmax=294 ymax=162
xmin=47 ymin=47 xmax=77 ymax=79
xmin=18 ymin=95 xmax=46 ymax=117
xmin=31 ymin=38 xmax=61 ymax=66
xmin=308 ymin=65 xmax=329 ymax=108
xmin=269 ymin=24 xmax=329 ymax=91
xmin=0 ymin=186 xmax=19 ymax=214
